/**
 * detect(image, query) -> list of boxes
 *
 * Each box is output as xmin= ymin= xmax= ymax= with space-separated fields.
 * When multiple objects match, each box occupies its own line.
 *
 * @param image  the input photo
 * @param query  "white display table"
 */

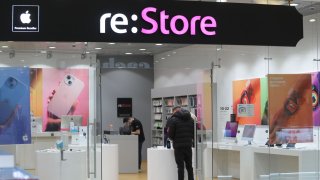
xmin=36 ymin=149 xmax=86 ymax=180
xmin=204 ymin=142 xmax=319 ymax=180
xmin=0 ymin=150 xmax=14 ymax=168
xmin=147 ymin=147 xmax=195 ymax=180
xmin=68 ymin=144 xmax=118 ymax=180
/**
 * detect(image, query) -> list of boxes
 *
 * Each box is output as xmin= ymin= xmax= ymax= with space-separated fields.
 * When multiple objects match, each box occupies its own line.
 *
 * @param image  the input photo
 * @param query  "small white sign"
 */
xmin=237 ymin=104 xmax=254 ymax=117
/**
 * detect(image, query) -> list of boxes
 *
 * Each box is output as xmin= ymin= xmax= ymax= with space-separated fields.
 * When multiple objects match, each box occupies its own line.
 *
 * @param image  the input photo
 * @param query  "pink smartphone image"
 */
xmin=47 ymin=74 xmax=84 ymax=118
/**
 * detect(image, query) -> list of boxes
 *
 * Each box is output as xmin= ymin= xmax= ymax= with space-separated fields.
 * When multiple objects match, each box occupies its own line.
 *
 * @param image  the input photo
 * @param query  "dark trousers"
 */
xmin=174 ymin=147 xmax=194 ymax=180
xmin=138 ymin=141 xmax=144 ymax=169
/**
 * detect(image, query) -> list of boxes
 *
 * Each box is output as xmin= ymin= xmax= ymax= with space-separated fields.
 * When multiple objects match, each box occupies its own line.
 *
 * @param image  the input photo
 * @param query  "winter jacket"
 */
xmin=168 ymin=109 xmax=194 ymax=148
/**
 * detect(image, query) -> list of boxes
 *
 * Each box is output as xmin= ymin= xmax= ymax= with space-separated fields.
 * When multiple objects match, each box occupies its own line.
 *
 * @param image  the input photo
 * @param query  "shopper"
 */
xmin=168 ymin=108 xmax=195 ymax=180
xmin=164 ymin=106 xmax=181 ymax=146
xmin=128 ymin=117 xmax=145 ymax=172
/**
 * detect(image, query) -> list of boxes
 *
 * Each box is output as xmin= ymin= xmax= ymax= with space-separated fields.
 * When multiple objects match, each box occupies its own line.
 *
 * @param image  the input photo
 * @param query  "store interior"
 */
xmin=1 ymin=1 xmax=320 ymax=180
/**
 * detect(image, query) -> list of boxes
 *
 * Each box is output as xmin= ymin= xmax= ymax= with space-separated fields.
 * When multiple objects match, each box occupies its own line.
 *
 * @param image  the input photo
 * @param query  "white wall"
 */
xmin=154 ymin=14 xmax=320 ymax=142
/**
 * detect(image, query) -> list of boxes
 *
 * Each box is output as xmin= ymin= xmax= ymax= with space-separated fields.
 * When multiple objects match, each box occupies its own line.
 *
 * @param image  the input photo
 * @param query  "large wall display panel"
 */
xmin=312 ymin=72 xmax=320 ymax=126
xmin=0 ymin=67 xmax=31 ymax=145
xmin=233 ymin=78 xmax=261 ymax=125
xmin=40 ymin=69 xmax=89 ymax=131
xmin=269 ymin=74 xmax=313 ymax=144
xmin=0 ymin=0 xmax=302 ymax=46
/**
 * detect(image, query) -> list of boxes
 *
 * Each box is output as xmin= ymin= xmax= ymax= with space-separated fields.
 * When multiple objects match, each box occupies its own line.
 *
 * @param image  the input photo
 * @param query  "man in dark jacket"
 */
xmin=168 ymin=108 xmax=195 ymax=180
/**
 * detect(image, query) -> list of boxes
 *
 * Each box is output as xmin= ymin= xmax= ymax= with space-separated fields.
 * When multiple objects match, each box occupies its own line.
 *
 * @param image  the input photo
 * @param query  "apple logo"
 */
xmin=20 ymin=10 xmax=31 ymax=24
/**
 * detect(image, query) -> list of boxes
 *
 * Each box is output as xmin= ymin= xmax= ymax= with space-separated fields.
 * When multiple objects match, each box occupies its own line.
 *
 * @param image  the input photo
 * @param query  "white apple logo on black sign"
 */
xmin=20 ymin=10 xmax=31 ymax=24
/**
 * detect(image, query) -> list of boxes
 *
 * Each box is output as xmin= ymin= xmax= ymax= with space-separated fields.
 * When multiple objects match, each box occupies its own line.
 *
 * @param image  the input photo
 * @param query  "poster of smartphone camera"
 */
xmin=0 ymin=67 xmax=31 ymax=145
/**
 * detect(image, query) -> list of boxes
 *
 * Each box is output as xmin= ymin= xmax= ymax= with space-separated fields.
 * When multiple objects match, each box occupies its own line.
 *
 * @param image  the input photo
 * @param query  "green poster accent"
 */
xmin=260 ymin=77 xmax=268 ymax=125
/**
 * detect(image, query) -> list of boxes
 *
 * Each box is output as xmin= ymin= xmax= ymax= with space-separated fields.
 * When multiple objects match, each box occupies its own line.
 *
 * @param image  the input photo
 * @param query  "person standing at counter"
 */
xmin=168 ymin=108 xmax=195 ymax=180
xmin=119 ymin=117 xmax=131 ymax=135
xmin=128 ymin=117 xmax=145 ymax=172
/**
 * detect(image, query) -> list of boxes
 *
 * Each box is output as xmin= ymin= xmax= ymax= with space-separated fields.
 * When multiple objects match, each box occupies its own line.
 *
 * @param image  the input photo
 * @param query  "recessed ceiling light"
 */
xmin=139 ymin=49 xmax=146 ymax=51
xmin=216 ymin=48 xmax=221 ymax=51
xmin=95 ymin=47 xmax=102 ymax=50
xmin=167 ymin=54 xmax=171 ymax=57
xmin=40 ymin=51 xmax=47 ymax=54
xmin=125 ymin=52 xmax=133 ymax=55
xmin=108 ymin=43 xmax=116 ymax=45
xmin=161 ymin=57 xmax=165 ymax=60
xmin=2 ymin=46 xmax=9 ymax=48
xmin=172 ymin=52 xmax=177 ymax=54
xmin=155 ymin=61 xmax=159 ymax=63
xmin=290 ymin=3 xmax=298 ymax=7
xmin=155 ymin=44 xmax=163 ymax=46
xmin=0 ymin=50 xmax=2 ymax=53
xmin=49 ymin=46 xmax=56 ymax=49
xmin=310 ymin=19 xmax=316 ymax=22
xmin=86 ymin=51 xmax=90 ymax=54
xmin=21 ymin=59 xmax=25 ymax=62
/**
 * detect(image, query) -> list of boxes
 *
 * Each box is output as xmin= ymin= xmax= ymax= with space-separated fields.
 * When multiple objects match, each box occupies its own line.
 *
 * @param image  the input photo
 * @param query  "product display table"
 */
xmin=147 ymin=146 xmax=195 ymax=180
xmin=204 ymin=142 xmax=319 ymax=180
xmin=36 ymin=149 xmax=86 ymax=180
xmin=0 ymin=150 xmax=14 ymax=168
xmin=69 ymin=143 xmax=118 ymax=180
xmin=0 ymin=167 xmax=38 ymax=180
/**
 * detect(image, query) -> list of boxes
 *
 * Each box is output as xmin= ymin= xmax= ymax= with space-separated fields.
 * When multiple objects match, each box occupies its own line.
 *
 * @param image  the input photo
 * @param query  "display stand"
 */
xmin=147 ymin=147 xmax=195 ymax=180
xmin=36 ymin=149 xmax=86 ymax=180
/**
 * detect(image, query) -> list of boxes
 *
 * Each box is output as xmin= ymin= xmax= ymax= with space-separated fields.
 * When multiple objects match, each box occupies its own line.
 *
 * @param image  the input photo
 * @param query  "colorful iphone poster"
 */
xmin=42 ymin=69 xmax=89 ymax=131
xmin=268 ymin=74 xmax=313 ymax=144
xmin=312 ymin=72 xmax=320 ymax=126
xmin=232 ymin=78 xmax=261 ymax=125
xmin=0 ymin=67 xmax=31 ymax=145
xmin=260 ymin=77 xmax=269 ymax=125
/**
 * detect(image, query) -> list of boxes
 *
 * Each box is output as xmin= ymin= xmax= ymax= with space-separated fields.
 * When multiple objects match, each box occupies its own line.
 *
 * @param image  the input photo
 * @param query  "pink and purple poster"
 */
xmin=312 ymin=72 xmax=320 ymax=126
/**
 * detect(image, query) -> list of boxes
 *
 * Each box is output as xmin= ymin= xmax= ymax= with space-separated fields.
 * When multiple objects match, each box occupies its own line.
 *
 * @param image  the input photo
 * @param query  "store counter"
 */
xmin=36 ymin=149 xmax=86 ymax=180
xmin=105 ymin=135 xmax=138 ymax=173
xmin=204 ymin=142 xmax=319 ymax=180
xmin=68 ymin=144 xmax=118 ymax=180
xmin=147 ymin=147 xmax=195 ymax=180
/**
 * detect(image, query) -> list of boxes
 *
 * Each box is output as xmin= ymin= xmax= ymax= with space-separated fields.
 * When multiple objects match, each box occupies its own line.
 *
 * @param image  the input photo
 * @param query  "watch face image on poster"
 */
xmin=42 ymin=69 xmax=89 ymax=132
xmin=312 ymin=72 xmax=320 ymax=126
xmin=0 ymin=68 xmax=31 ymax=145
xmin=269 ymin=74 xmax=313 ymax=144
xmin=233 ymin=78 xmax=261 ymax=125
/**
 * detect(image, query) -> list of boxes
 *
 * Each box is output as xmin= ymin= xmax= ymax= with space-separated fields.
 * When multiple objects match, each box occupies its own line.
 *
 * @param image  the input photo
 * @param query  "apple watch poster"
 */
xmin=0 ymin=67 xmax=31 ymax=145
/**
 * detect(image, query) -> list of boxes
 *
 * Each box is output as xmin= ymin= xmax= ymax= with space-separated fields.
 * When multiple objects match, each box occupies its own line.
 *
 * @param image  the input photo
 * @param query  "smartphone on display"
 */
xmin=47 ymin=74 xmax=84 ymax=118
xmin=0 ymin=76 xmax=28 ymax=124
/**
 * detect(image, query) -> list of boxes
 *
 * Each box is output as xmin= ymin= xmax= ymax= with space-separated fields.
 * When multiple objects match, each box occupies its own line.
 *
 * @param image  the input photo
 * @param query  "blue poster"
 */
xmin=0 ymin=67 xmax=31 ymax=144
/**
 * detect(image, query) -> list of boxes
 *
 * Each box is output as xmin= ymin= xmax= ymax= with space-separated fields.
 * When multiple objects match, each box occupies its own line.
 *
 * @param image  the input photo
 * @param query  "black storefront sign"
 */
xmin=0 ymin=0 xmax=303 ymax=46
xmin=117 ymin=98 xmax=132 ymax=117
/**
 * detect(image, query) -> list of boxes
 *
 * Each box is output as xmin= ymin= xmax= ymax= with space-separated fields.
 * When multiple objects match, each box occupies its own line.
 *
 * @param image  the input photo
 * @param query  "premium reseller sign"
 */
xmin=0 ymin=0 xmax=303 ymax=46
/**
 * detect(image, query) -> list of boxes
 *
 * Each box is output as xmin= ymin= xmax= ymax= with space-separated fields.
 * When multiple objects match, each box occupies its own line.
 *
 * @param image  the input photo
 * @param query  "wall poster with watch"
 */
xmin=268 ymin=74 xmax=313 ymax=144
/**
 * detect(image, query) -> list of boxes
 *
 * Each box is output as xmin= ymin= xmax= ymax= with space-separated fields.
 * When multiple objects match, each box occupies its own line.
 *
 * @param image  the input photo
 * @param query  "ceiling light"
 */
xmin=48 ymin=46 xmax=56 ymax=49
xmin=0 ymin=50 xmax=2 ymax=53
xmin=167 ymin=54 xmax=171 ymax=57
xmin=155 ymin=44 xmax=163 ymax=46
xmin=85 ymin=51 xmax=90 ymax=54
xmin=290 ymin=3 xmax=298 ymax=6
xmin=108 ymin=43 xmax=116 ymax=45
xmin=172 ymin=52 xmax=177 ymax=54
xmin=161 ymin=57 xmax=165 ymax=60
xmin=217 ymin=48 xmax=221 ymax=51
xmin=155 ymin=61 xmax=159 ymax=63
xmin=95 ymin=47 xmax=102 ymax=50
xmin=310 ymin=19 xmax=316 ymax=22
xmin=21 ymin=60 xmax=25 ymax=62
xmin=185 ymin=67 xmax=191 ymax=70
xmin=2 ymin=45 xmax=9 ymax=48
xmin=125 ymin=52 xmax=133 ymax=55
xmin=216 ymin=0 xmax=227 ymax=2
xmin=40 ymin=51 xmax=47 ymax=54
xmin=139 ymin=49 xmax=146 ymax=51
